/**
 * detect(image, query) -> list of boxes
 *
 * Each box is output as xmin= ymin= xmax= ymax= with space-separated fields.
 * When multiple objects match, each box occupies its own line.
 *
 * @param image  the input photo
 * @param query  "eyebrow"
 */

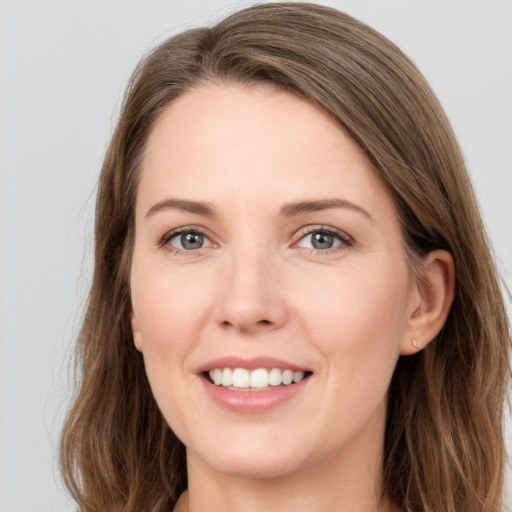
xmin=145 ymin=197 xmax=373 ymax=222
xmin=146 ymin=198 xmax=215 ymax=218
xmin=280 ymin=199 xmax=374 ymax=222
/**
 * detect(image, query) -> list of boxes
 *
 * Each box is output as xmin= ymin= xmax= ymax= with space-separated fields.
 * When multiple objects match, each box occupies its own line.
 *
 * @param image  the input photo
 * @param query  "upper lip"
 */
xmin=196 ymin=356 xmax=311 ymax=374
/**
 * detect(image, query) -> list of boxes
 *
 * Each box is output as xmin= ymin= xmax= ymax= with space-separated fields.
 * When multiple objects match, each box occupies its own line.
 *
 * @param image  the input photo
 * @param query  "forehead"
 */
xmin=138 ymin=84 xmax=393 ymax=217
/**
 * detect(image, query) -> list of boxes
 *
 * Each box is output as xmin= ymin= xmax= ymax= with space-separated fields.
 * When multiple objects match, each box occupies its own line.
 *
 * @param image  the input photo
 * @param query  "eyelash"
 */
xmin=158 ymin=226 xmax=211 ymax=256
xmin=158 ymin=225 xmax=353 ymax=256
xmin=294 ymin=225 xmax=353 ymax=256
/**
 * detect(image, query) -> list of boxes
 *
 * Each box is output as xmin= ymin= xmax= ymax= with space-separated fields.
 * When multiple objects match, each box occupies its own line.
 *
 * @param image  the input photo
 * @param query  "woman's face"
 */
xmin=130 ymin=85 xmax=420 ymax=480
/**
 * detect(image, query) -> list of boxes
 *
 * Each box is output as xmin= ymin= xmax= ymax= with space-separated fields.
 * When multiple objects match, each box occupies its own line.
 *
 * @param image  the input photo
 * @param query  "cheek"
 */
xmin=129 ymin=266 xmax=212 ymax=426
xmin=130 ymin=264 xmax=216 ymax=358
xmin=296 ymin=261 xmax=411 ymax=431
xmin=297 ymin=259 xmax=411 ymax=362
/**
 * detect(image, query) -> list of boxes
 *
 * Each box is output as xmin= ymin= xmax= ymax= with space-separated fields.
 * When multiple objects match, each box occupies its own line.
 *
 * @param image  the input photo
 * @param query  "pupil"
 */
xmin=312 ymin=232 xmax=333 ymax=249
xmin=181 ymin=232 xmax=203 ymax=250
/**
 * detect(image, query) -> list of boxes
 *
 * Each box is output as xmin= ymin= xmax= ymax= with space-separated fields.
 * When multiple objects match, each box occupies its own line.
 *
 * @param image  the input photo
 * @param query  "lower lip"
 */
xmin=200 ymin=375 xmax=310 ymax=413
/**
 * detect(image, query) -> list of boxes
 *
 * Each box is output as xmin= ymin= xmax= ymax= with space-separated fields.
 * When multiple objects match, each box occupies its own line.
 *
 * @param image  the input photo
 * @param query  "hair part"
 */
xmin=60 ymin=3 xmax=511 ymax=511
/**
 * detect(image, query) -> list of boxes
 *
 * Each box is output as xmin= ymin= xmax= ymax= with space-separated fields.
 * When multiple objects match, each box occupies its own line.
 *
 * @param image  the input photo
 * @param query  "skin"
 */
xmin=130 ymin=84 xmax=454 ymax=512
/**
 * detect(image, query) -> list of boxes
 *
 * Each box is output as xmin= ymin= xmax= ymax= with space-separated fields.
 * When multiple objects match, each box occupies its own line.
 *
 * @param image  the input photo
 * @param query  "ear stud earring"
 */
xmin=412 ymin=336 xmax=421 ymax=349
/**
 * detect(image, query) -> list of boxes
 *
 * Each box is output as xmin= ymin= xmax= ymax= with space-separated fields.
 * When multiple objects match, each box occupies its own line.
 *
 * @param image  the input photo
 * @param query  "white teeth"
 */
xmin=221 ymin=368 xmax=233 ymax=387
xmin=268 ymin=368 xmax=282 ymax=386
xmin=249 ymin=368 xmax=269 ymax=388
xmin=208 ymin=367 xmax=307 ymax=389
xmin=282 ymin=369 xmax=293 ymax=385
xmin=293 ymin=371 xmax=304 ymax=383
xmin=232 ymin=368 xmax=250 ymax=388
xmin=212 ymin=368 xmax=222 ymax=386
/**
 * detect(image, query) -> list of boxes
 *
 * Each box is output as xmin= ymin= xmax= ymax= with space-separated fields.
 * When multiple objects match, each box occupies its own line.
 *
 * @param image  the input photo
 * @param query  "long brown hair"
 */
xmin=60 ymin=3 xmax=511 ymax=511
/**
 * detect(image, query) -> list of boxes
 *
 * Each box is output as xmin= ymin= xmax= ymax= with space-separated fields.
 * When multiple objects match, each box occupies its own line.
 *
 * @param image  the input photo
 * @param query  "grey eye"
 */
xmin=168 ymin=231 xmax=210 ymax=251
xmin=311 ymin=232 xmax=335 ymax=249
xmin=297 ymin=230 xmax=343 ymax=250
xmin=180 ymin=232 xmax=204 ymax=250
xmin=295 ymin=228 xmax=352 ymax=254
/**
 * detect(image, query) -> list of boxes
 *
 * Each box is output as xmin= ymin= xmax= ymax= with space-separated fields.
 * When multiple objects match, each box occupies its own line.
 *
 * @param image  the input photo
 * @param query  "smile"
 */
xmin=208 ymin=367 xmax=309 ymax=391
xmin=198 ymin=357 xmax=312 ymax=412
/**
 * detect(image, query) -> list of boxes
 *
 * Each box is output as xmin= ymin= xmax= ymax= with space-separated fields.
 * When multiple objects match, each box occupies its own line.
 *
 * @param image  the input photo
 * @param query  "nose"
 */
xmin=214 ymin=249 xmax=287 ymax=334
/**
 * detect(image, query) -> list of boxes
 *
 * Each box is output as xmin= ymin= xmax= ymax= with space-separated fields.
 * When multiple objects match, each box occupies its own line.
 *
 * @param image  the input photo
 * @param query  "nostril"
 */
xmin=219 ymin=318 xmax=273 ymax=331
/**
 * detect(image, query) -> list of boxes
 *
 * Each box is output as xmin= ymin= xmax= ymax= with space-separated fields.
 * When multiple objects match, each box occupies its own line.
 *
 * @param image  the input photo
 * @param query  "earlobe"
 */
xmin=401 ymin=250 xmax=455 ymax=355
xmin=130 ymin=308 xmax=143 ymax=352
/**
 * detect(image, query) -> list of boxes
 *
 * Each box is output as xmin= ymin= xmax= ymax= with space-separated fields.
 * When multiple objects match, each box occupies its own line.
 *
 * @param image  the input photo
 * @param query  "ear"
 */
xmin=130 ymin=307 xmax=144 ymax=352
xmin=400 ymin=250 xmax=455 ymax=355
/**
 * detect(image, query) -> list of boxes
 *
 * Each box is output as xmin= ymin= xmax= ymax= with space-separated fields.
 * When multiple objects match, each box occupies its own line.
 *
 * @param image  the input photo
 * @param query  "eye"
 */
xmin=173 ymin=232 xmax=205 ymax=250
xmin=160 ymin=228 xmax=214 ymax=253
xmin=295 ymin=226 xmax=352 ymax=252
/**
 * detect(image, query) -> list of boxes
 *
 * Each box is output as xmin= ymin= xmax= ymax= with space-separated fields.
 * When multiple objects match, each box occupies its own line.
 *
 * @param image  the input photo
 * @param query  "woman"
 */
xmin=60 ymin=3 xmax=511 ymax=511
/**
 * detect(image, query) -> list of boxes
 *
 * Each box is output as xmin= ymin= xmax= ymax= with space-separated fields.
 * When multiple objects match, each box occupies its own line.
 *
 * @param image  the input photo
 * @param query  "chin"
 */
xmin=187 ymin=434 xmax=310 ymax=480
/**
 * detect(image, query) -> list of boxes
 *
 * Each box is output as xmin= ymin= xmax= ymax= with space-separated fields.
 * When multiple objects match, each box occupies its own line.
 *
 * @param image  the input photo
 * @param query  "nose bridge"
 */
xmin=216 ymin=240 xmax=286 ymax=332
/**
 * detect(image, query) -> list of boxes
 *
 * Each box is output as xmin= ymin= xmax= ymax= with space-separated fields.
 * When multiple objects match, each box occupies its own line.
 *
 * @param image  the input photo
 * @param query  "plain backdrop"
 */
xmin=0 ymin=1 xmax=511 ymax=511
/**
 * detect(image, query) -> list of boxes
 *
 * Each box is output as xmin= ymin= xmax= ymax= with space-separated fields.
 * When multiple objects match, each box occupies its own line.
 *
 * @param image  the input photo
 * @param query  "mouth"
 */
xmin=204 ymin=367 xmax=313 ymax=392
xmin=197 ymin=357 xmax=313 ymax=412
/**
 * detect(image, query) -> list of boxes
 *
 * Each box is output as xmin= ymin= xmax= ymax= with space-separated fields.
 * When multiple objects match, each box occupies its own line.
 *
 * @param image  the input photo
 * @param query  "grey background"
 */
xmin=0 ymin=1 xmax=511 ymax=510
